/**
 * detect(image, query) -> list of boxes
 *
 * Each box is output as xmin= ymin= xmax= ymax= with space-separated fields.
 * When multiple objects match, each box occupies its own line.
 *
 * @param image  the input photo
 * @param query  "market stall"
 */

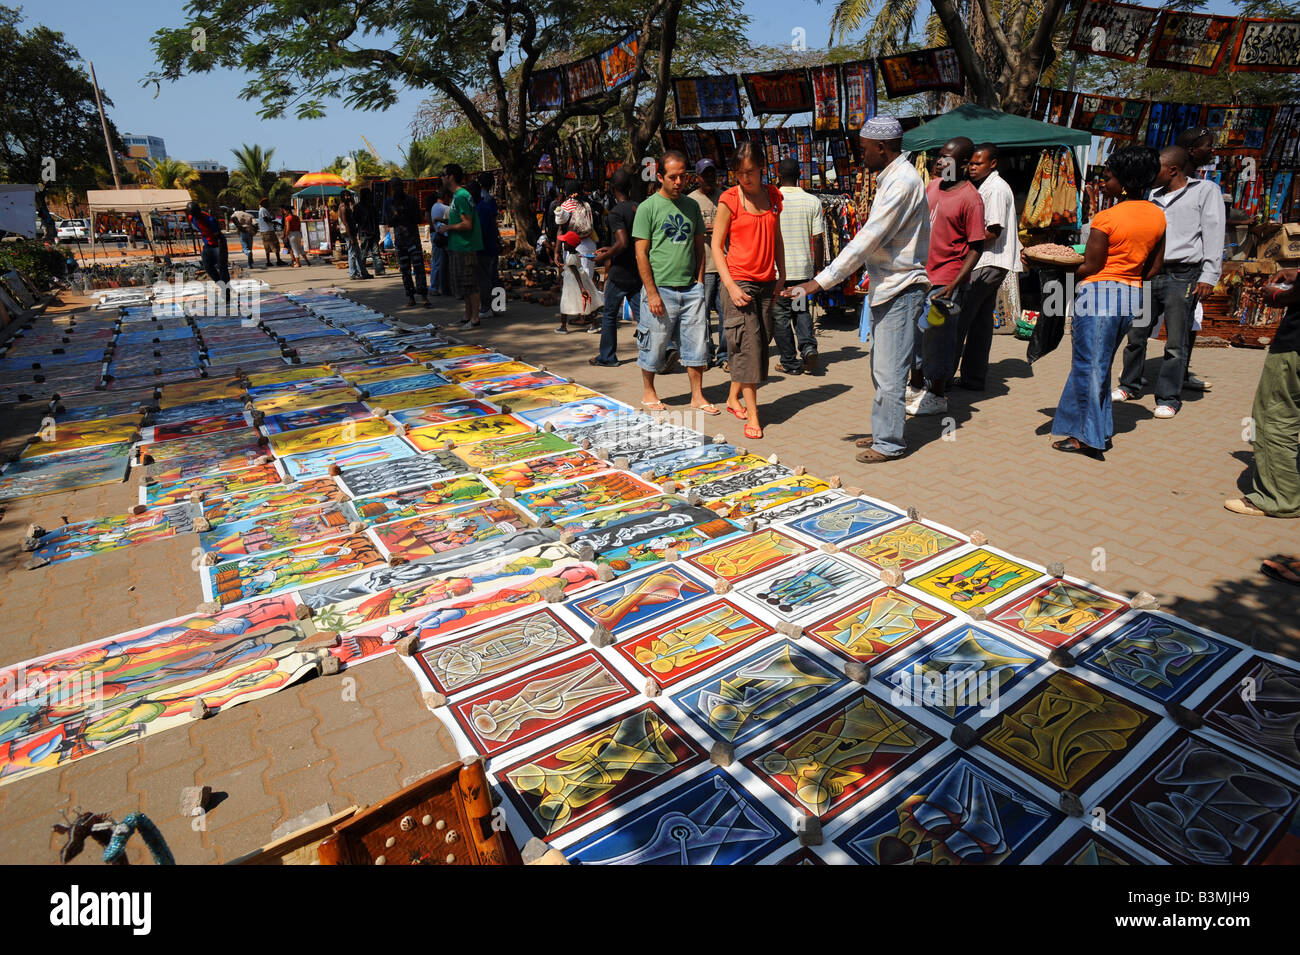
xmin=85 ymin=189 xmax=193 ymax=248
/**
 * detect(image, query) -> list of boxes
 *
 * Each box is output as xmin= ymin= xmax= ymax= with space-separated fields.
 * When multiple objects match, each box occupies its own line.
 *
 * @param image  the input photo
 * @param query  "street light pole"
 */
xmin=88 ymin=61 xmax=123 ymax=189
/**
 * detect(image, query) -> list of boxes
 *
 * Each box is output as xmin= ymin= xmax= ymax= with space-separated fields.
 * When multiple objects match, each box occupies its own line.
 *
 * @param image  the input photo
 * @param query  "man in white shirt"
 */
xmin=773 ymin=157 xmax=826 ymax=375
xmin=955 ymin=142 xmax=1022 ymax=391
xmin=782 ymin=116 xmax=930 ymax=463
xmin=255 ymin=197 xmax=284 ymax=268
xmin=428 ymin=190 xmax=451 ymax=295
xmin=1115 ymin=144 xmax=1224 ymax=417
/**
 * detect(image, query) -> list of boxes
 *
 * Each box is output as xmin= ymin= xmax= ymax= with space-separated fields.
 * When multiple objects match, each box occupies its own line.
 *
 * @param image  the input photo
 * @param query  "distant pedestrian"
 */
xmin=229 ymin=208 xmax=257 ymax=268
xmin=1051 ymin=145 xmax=1164 ymax=459
xmin=186 ymin=199 xmax=230 ymax=292
xmin=429 ymin=189 xmax=451 ymax=296
xmin=782 ymin=116 xmax=930 ymax=464
xmin=591 ymin=167 xmax=640 ymax=366
xmin=436 ymin=163 xmax=484 ymax=329
xmin=689 ymin=159 xmax=726 ymax=369
xmin=384 ymin=177 xmax=431 ymax=308
xmin=773 ymin=156 xmax=825 ymax=376
xmin=256 ymin=197 xmax=284 ymax=268
xmin=354 ymin=187 xmax=384 ymax=277
xmin=476 ymin=173 xmax=501 ymax=320
xmin=713 ymin=140 xmax=784 ymax=439
xmin=339 ymin=193 xmax=370 ymax=279
xmin=281 ymin=204 xmax=305 ymax=268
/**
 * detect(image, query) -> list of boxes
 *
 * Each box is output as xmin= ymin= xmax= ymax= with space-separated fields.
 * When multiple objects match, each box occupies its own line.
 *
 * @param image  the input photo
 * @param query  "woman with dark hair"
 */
xmin=712 ymin=139 xmax=785 ymax=438
xmin=1050 ymin=145 xmax=1165 ymax=459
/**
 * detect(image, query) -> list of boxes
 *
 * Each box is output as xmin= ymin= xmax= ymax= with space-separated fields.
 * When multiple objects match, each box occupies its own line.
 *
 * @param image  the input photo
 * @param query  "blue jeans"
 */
xmin=913 ymin=285 xmax=964 ymax=383
xmin=638 ymin=283 xmax=708 ymax=372
xmin=868 ymin=284 xmax=928 ymax=457
xmin=238 ymin=232 xmax=254 ymax=267
xmin=200 ymin=242 xmax=230 ymax=287
xmin=702 ymin=272 xmax=725 ymax=362
xmin=773 ymin=280 xmax=817 ymax=371
xmin=429 ymin=245 xmax=450 ymax=295
xmin=357 ymin=234 xmax=384 ymax=275
xmin=1118 ymin=264 xmax=1197 ymax=410
xmin=397 ymin=240 xmax=427 ymax=298
xmin=1053 ymin=281 xmax=1143 ymax=450
xmin=598 ymin=284 xmax=641 ymax=365
xmin=346 ymin=237 xmax=369 ymax=278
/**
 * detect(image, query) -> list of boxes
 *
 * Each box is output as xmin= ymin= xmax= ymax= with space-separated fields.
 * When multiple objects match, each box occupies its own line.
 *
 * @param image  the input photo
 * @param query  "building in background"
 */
xmin=186 ymin=160 xmax=227 ymax=173
xmin=122 ymin=134 xmax=167 ymax=161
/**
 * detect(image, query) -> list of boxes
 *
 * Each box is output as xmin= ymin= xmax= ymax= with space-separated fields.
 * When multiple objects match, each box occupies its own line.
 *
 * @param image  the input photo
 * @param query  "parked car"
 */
xmin=56 ymin=218 xmax=88 ymax=242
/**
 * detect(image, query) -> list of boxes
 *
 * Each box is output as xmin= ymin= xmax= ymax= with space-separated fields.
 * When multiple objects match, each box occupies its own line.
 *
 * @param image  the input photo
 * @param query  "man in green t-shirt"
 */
xmin=436 ymin=163 xmax=484 ymax=330
xmin=632 ymin=150 xmax=719 ymax=415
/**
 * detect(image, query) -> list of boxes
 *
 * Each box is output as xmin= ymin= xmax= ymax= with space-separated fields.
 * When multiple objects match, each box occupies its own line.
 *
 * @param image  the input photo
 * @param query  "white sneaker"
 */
xmin=908 ymin=391 xmax=948 ymax=416
xmin=905 ymin=385 xmax=925 ymax=405
xmin=1111 ymin=387 xmax=1134 ymax=401
xmin=1153 ymin=405 xmax=1178 ymax=418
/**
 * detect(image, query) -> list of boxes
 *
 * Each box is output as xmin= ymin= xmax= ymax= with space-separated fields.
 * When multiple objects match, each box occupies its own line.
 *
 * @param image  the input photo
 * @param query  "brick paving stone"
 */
xmin=317 ymin=718 xmax=395 ymax=781
xmin=332 ymin=762 xmax=405 ymax=811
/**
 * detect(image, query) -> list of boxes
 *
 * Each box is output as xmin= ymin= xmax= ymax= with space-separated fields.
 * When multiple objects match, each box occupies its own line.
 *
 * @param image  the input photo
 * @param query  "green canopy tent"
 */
xmin=291 ymin=185 xmax=355 ymax=200
xmin=902 ymin=104 xmax=1091 ymax=152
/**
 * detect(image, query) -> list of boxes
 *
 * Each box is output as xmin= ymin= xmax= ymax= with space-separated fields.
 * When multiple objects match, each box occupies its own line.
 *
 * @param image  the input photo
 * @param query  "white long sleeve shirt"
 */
xmin=814 ymin=154 xmax=930 ymax=306
xmin=1149 ymin=178 xmax=1225 ymax=286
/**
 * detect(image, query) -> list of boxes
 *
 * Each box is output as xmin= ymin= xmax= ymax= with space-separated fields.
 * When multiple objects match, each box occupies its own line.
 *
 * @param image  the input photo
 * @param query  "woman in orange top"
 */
xmin=713 ymin=141 xmax=786 ymax=440
xmin=1052 ymin=146 xmax=1165 ymax=459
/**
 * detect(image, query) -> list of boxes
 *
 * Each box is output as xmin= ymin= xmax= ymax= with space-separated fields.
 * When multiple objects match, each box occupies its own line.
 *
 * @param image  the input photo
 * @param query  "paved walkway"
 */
xmin=1 ymin=262 xmax=1294 ymax=864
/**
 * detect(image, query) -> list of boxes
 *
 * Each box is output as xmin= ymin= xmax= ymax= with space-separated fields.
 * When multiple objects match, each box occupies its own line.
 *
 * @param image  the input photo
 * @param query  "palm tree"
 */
xmin=227 ymin=143 xmax=292 ymax=209
xmin=142 ymin=157 xmax=200 ymax=192
xmin=398 ymin=139 xmax=439 ymax=180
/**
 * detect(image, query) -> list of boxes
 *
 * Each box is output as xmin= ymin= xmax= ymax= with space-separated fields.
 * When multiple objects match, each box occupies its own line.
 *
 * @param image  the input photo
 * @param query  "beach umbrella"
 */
xmin=293 ymin=172 xmax=347 ymax=188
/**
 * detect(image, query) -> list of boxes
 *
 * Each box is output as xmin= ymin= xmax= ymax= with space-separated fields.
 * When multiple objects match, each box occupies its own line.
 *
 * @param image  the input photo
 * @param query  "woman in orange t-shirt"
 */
xmin=1051 ymin=146 xmax=1165 ymax=459
xmin=713 ymin=140 xmax=786 ymax=440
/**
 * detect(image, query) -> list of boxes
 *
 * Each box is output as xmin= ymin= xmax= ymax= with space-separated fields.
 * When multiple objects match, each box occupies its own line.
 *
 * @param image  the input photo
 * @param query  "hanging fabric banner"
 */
xmin=877 ymin=47 xmax=964 ymax=98
xmin=660 ymin=129 xmax=687 ymax=157
xmin=742 ymin=69 xmax=815 ymax=115
xmin=1144 ymin=102 xmax=1205 ymax=149
xmin=600 ymin=32 xmax=639 ymax=91
xmin=528 ymin=68 xmax=566 ymax=111
xmin=1028 ymin=87 xmax=1080 ymax=125
xmin=1203 ymin=104 xmax=1275 ymax=153
xmin=840 ymin=60 xmax=877 ymax=129
xmin=1071 ymin=93 xmax=1149 ymax=139
xmin=563 ymin=56 xmax=606 ymax=105
xmin=671 ymin=75 xmax=743 ymax=123
xmin=1231 ymin=18 xmax=1300 ymax=72
xmin=810 ymin=65 xmax=841 ymax=132
xmin=1264 ymin=105 xmax=1300 ymax=169
xmin=1146 ymin=11 xmax=1236 ymax=74
xmin=1068 ymin=0 xmax=1159 ymax=62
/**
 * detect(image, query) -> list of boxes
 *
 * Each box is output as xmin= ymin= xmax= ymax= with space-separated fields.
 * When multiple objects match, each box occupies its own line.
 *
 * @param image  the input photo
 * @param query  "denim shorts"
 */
xmin=637 ymin=282 xmax=709 ymax=372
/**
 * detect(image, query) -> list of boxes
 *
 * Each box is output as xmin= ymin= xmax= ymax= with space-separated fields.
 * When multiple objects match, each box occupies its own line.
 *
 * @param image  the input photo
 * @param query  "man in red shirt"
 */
xmin=909 ymin=137 xmax=984 ymax=417
xmin=186 ymin=200 xmax=230 ymax=294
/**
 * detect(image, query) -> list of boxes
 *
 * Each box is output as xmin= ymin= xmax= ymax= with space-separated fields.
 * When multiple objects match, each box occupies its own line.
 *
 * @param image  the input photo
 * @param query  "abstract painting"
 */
xmin=566 ymin=566 xmax=711 ymax=635
xmin=451 ymin=431 xmax=576 ymax=470
xmin=1075 ymin=613 xmax=1240 ymax=704
xmin=1103 ymin=734 xmax=1300 ymax=865
xmin=253 ymin=384 xmax=360 ymax=415
xmin=665 ymin=453 xmax=776 ymax=488
xmin=495 ymin=703 xmax=706 ymax=839
xmin=141 ymin=463 xmax=282 ymax=509
xmin=515 ymin=397 xmax=633 ymax=431
xmin=484 ymin=450 xmax=608 ymax=493
xmin=491 ymin=384 xmax=602 ymax=414
xmin=516 ymin=471 xmax=660 ymax=522
xmin=671 ymin=640 xmax=845 ymax=744
xmin=832 ymin=754 xmax=1060 ymax=865
xmin=614 ymin=599 xmax=773 ymax=687
xmin=685 ymin=529 xmax=811 ymax=582
xmin=266 ymin=417 xmax=395 ymax=457
xmin=369 ymin=499 xmax=529 ymax=562
xmin=598 ymin=518 xmax=742 ymax=575
xmin=140 ymin=411 xmax=250 ymax=442
xmin=805 ymin=590 xmax=951 ymax=664
xmin=20 ymin=414 xmax=141 ymax=458
xmin=877 ymin=625 xmax=1041 ymax=725
xmin=278 ymin=435 xmax=417 ymax=482
xmin=573 ymin=504 xmax=727 ymax=553
xmin=706 ymin=475 xmax=832 ymax=517
xmin=405 ymin=414 xmax=533 ymax=451
xmin=259 ymin=402 xmax=374 ymax=435
xmin=203 ymin=532 xmax=385 ymax=605
xmin=200 ymin=479 xmax=345 ymax=529
xmin=359 ymin=372 xmax=453 ymax=397
xmin=447 ymin=651 xmax=635 ymax=757
xmin=198 ymin=502 xmax=354 ymax=556
xmin=464 ymin=373 xmax=568 ymax=399
xmin=337 ymin=451 xmax=468 ymax=497
xmin=412 ymin=608 xmax=585 ymax=696
xmin=1197 ymin=657 xmax=1300 ymax=772
xmin=348 ymin=475 xmax=498 ymax=526
xmin=844 ymin=521 xmax=964 ymax=571
xmin=744 ymin=694 xmax=939 ymax=820
xmin=565 ymin=769 xmax=791 ymax=865
xmin=735 ymin=553 xmax=878 ymax=621
xmin=987 ymin=580 xmax=1128 ymax=649
xmin=371 ymin=384 xmax=473 ymax=411
xmin=979 ymin=671 xmax=1160 ymax=793
xmin=30 ymin=505 xmax=194 ymax=564
xmin=909 ymin=548 xmax=1040 ymax=609
xmin=631 ymin=442 xmax=744 ymax=482
xmin=389 ymin=400 xmax=500 ymax=428
xmin=784 ymin=498 xmax=905 ymax=545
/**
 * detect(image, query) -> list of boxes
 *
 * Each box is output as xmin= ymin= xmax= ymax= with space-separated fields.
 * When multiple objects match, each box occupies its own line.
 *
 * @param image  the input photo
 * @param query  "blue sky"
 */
xmin=33 ymin=0 xmax=1245 ymax=170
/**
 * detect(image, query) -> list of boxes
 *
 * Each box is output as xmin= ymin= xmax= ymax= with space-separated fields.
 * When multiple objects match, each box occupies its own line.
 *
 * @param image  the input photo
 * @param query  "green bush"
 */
xmin=0 ymin=239 xmax=68 ymax=289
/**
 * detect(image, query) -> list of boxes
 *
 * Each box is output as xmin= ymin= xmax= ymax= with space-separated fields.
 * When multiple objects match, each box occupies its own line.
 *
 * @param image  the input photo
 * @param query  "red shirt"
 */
xmin=719 ymin=184 xmax=783 ymax=283
xmin=284 ymin=213 xmax=301 ymax=235
xmin=925 ymin=179 xmax=985 ymax=285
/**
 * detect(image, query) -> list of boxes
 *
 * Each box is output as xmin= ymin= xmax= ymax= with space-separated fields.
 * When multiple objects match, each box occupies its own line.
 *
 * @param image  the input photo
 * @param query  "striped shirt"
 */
xmin=814 ymin=154 xmax=930 ymax=305
xmin=778 ymin=186 xmax=826 ymax=282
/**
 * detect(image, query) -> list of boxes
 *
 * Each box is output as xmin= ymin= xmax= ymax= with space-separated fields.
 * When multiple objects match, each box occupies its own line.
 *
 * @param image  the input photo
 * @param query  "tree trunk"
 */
xmin=500 ymin=158 xmax=539 ymax=255
xmin=931 ymin=0 xmax=1000 ymax=107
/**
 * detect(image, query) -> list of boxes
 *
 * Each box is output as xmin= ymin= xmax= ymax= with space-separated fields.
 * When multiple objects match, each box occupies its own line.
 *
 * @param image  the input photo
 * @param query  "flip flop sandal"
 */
xmin=743 ymin=424 xmax=763 ymax=440
xmin=641 ymin=400 xmax=667 ymax=411
xmin=726 ymin=406 xmax=748 ymax=421
xmin=694 ymin=403 xmax=722 ymax=416
xmin=1261 ymin=560 xmax=1300 ymax=587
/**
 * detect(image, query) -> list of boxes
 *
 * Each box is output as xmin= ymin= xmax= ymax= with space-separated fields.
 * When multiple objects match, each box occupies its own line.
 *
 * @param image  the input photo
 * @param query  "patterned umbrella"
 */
xmin=293 ymin=172 xmax=347 ymax=188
